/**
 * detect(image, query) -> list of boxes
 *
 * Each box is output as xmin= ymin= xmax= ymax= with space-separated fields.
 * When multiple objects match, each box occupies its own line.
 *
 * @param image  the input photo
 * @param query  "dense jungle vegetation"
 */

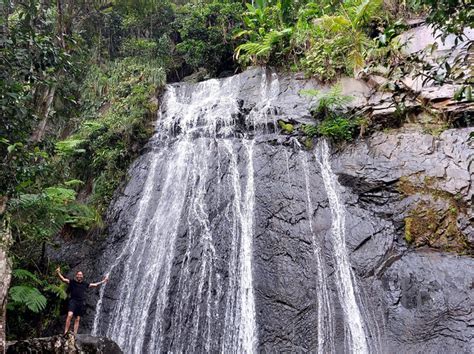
xmin=0 ymin=0 xmax=472 ymax=340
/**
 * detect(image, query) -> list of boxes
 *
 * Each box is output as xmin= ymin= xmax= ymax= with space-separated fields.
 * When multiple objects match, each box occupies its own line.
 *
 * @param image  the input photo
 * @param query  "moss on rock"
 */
xmin=398 ymin=177 xmax=472 ymax=255
xmin=278 ymin=120 xmax=294 ymax=134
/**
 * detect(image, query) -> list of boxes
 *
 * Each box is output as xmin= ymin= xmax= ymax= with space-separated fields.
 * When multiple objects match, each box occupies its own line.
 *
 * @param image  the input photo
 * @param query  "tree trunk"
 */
xmin=0 ymin=0 xmax=10 ymax=38
xmin=31 ymin=85 xmax=56 ymax=143
xmin=56 ymin=0 xmax=65 ymax=48
xmin=0 ymin=196 xmax=11 ymax=354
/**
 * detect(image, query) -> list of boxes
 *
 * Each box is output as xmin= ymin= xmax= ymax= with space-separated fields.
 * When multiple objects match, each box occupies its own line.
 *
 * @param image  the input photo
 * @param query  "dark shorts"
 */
xmin=68 ymin=299 xmax=86 ymax=317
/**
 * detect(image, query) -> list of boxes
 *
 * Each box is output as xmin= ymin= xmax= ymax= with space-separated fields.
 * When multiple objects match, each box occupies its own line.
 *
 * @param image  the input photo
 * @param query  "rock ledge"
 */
xmin=7 ymin=334 xmax=122 ymax=354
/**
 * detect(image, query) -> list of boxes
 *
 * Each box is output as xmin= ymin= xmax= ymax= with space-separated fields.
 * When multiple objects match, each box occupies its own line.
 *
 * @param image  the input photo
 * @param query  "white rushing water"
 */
xmin=92 ymin=71 xmax=283 ymax=353
xmin=317 ymin=140 xmax=369 ymax=353
xmin=302 ymin=155 xmax=336 ymax=354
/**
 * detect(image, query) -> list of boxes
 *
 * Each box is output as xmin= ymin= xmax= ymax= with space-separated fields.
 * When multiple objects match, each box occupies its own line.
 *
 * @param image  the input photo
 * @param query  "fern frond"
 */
xmin=9 ymin=286 xmax=47 ymax=313
xmin=44 ymin=187 xmax=77 ymax=204
xmin=55 ymin=138 xmax=86 ymax=156
xmin=12 ymin=269 xmax=42 ymax=285
xmin=44 ymin=284 xmax=68 ymax=300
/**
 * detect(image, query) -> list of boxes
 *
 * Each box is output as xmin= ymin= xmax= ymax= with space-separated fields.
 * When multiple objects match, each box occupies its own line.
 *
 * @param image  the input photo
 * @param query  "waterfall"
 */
xmin=317 ymin=140 xmax=369 ymax=353
xmin=302 ymin=155 xmax=335 ymax=354
xmin=92 ymin=71 xmax=283 ymax=353
xmin=91 ymin=68 xmax=374 ymax=353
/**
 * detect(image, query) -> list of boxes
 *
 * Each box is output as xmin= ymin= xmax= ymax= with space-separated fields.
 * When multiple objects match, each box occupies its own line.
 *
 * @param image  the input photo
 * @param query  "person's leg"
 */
xmin=73 ymin=316 xmax=81 ymax=334
xmin=64 ymin=311 xmax=74 ymax=334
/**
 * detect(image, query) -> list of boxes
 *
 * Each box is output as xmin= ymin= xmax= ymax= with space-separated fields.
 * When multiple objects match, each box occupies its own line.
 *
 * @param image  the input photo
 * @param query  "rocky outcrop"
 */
xmin=332 ymin=128 xmax=473 ymax=352
xmin=250 ymin=127 xmax=473 ymax=353
xmin=6 ymin=334 xmax=122 ymax=354
xmin=334 ymin=128 xmax=473 ymax=253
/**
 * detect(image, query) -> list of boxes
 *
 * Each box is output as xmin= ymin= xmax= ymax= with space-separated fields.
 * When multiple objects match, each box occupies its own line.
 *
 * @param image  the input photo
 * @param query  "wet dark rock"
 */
xmin=375 ymin=251 xmax=473 ymax=353
xmin=7 ymin=334 xmax=122 ymax=354
xmin=334 ymin=127 xmax=473 ymax=351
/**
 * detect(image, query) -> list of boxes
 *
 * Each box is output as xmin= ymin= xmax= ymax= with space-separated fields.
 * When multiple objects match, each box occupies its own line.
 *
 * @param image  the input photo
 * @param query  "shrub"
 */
xmin=59 ymin=58 xmax=165 ymax=212
xmin=121 ymin=38 xmax=158 ymax=58
xmin=174 ymin=1 xmax=244 ymax=74
xmin=317 ymin=116 xmax=356 ymax=141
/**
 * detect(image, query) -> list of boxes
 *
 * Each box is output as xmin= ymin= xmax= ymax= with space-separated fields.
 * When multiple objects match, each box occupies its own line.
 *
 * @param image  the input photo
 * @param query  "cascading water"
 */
xmin=316 ymin=140 xmax=369 ymax=353
xmin=302 ymin=155 xmax=336 ymax=354
xmin=92 ymin=68 xmax=376 ymax=353
xmin=92 ymin=71 xmax=281 ymax=353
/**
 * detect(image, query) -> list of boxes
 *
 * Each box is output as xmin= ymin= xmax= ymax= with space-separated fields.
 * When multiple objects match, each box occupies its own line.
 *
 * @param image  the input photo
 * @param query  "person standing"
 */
xmin=56 ymin=267 xmax=108 ymax=335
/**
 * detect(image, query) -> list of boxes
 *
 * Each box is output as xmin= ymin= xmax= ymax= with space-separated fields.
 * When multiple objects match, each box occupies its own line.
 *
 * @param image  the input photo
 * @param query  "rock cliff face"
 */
xmin=54 ymin=67 xmax=473 ymax=353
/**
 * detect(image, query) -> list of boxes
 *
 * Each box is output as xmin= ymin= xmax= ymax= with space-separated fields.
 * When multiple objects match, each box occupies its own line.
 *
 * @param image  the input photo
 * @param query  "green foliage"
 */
xmin=235 ymin=27 xmax=292 ymax=65
xmin=11 ymin=269 xmax=42 ymax=284
xmin=295 ymin=0 xmax=382 ymax=80
xmin=311 ymin=85 xmax=353 ymax=117
xmin=234 ymin=2 xmax=290 ymax=65
xmin=317 ymin=116 xmax=356 ymax=141
xmin=7 ymin=265 xmax=69 ymax=339
xmin=8 ymin=186 xmax=101 ymax=247
xmin=235 ymin=0 xmax=383 ymax=80
xmin=121 ymin=38 xmax=158 ymax=59
xmin=174 ymin=1 xmax=244 ymax=74
xmin=60 ymin=58 xmax=165 ymax=212
xmin=301 ymin=84 xmax=362 ymax=142
xmin=302 ymin=124 xmax=318 ymax=137
xmin=55 ymin=139 xmax=87 ymax=156
xmin=9 ymin=286 xmax=47 ymax=313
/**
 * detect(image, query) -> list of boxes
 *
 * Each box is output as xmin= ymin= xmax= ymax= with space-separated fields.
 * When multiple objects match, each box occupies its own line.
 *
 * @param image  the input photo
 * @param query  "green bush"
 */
xmin=121 ymin=38 xmax=158 ymax=58
xmin=235 ymin=0 xmax=384 ymax=80
xmin=7 ymin=267 xmax=68 ymax=340
xmin=174 ymin=1 xmax=244 ymax=74
xmin=58 ymin=57 xmax=165 ymax=212
xmin=301 ymin=85 xmax=363 ymax=142
xmin=317 ymin=116 xmax=356 ymax=141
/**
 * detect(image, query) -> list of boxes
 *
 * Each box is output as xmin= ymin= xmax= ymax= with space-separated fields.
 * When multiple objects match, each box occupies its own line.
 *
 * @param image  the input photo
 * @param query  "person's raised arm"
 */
xmin=56 ymin=267 xmax=70 ymax=284
xmin=89 ymin=274 xmax=109 ymax=288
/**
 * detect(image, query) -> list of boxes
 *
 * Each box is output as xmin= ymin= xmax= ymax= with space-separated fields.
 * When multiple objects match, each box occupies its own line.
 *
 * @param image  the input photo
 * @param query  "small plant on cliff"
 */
xmin=301 ymin=85 xmax=363 ymax=142
xmin=317 ymin=116 xmax=358 ymax=141
xmin=307 ymin=85 xmax=353 ymax=119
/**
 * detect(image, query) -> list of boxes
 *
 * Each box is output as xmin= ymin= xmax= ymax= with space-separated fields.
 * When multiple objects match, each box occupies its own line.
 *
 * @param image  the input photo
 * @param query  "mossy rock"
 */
xmin=278 ymin=120 xmax=294 ymax=134
xmin=403 ymin=201 xmax=471 ymax=254
xmin=404 ymin=217 xmax=414 ymax=244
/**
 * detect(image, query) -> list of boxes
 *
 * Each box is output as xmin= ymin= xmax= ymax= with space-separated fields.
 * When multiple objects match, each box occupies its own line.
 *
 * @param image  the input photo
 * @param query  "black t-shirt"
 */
xmin=68 ymin=279 xmax=90 ymax=302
